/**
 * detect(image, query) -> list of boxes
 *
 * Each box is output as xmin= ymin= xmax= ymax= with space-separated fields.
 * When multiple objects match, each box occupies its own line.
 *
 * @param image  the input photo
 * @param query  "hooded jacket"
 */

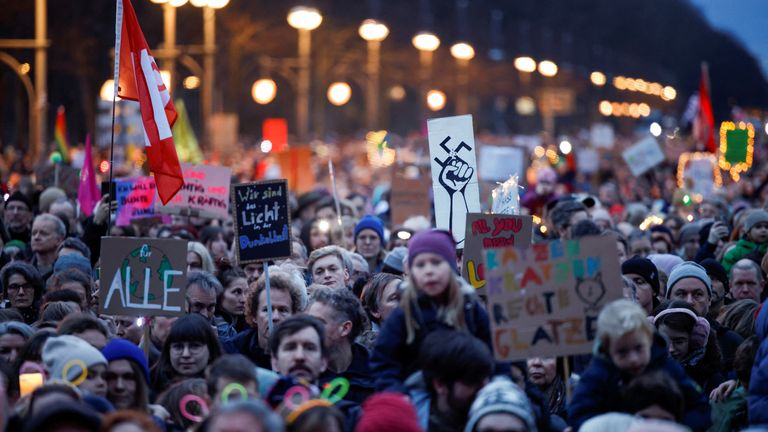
xmin=567 ymin=333 xmax=711 ymax=431
xmin=748 ymin=300 xmax=768 ymax=426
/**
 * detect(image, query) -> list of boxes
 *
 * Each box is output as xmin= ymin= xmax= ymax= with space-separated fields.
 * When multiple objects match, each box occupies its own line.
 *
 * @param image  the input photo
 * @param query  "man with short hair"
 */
xmin=49 ymin=197 xmax=77 ymax=236
xmin=307 ymin=245 xmax=350 ymax=290
xmin=57 ymin=237 xmax=91 ymax=260
xmin=729 ymin=258 xmax=763 ymax=302
xmin=549 ymin=200 xmax=589 ymax=240
xmin=31 ymin=214 xmax=66 ymax=278
xmin=348 ymin=252 xmax=370 ymax=284
xmin=4 ymin=191 xmax=33 ymax=244
xmin=306 ymin=286 xmax=373 ymax=403
xmin=185 ymin=271 xmax=221 ymax=326
xmin=270 ymin=314 xmax=327 ymax=385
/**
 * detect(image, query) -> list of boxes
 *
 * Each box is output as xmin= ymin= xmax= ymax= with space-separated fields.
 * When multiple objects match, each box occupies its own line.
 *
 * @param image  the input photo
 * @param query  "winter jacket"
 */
xmin=679 ymin=346 xmax=725 ymax=395
xmin=370 ymin=287 xmax=495 ymax=394
xmin=319 ymin=343 xmax=375 ymax=404
xmin=567 ymin=333 xmax=711 ymax=431
xmin=711 ymin=318 xmax=744 ymax=372
xmin=721 ymin=238 xmax=768 ymax=274
xmin=221 ymin=328 xmax=272 ymax=369
xmin=709 ymin=385 xmax=747 ymax=432
xmin=748 ymin=298 xmax=768 ymax=426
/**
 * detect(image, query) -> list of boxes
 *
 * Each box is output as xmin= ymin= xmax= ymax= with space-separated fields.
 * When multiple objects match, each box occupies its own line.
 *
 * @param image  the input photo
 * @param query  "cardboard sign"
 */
xmin=428 ymin=115 xmax=481 ymax=248
xmin=478 ymin=144 xmax=527 ymax=182
xmin=484 ymin=235 xmax=623 ymax=361
xmin=678 ymin=152 xmax=721 ymax=198
xmin=158 ymin=163 xmax=231 ymax=219
xmin=622 ymin=136 xmax=665 ymax=176
xmin=232 ymin=180 xmax=292 ymax=264
xmin=100 ymin=237 xmax=188 ymax=316
xmin=463 ymin=213 xmax=533 ymax=292
xmin=115 ymin=177 xmax=161 ymax=226
xmin=590 ymin=123 xmax=615 ymax=149
xmin=390 ymin=169 xmax=432 ymax=225
xmin=275 ymin=147 xmax=315 ymax=194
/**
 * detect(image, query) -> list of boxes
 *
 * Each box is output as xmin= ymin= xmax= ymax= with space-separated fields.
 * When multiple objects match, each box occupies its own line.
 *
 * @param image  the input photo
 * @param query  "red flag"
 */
xmin=77 ymin=135 xmax=100 ymax=216
xmin=696 ymin=63 xmax=716 ymax=153
xmin=115 ymin=0 xmax=183 ymax=204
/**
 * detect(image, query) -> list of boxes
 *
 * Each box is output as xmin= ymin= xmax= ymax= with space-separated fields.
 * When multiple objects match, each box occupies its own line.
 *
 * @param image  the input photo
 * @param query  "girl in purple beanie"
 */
xmin=370 ymin=229 xmax=495 ymax=393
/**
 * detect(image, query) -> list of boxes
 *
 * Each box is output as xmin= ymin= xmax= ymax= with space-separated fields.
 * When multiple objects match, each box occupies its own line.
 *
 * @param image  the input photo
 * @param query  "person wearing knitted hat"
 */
xmin=676 ymin=222 xmax=701 ymax=261
xmin=371 ymin=229 xmax=494 ymax=394
xmin=102 ymin=338 xmax=151 ymax=411
xmin=622 ymin=256 xmax=661 ymax=315
xmin=464 ymin=377 xmax=537 ymax=432
xmin=721 ymin=209 xmax=768 ymax=274
xmin=42 ymin=334 xmax=108 ymax=397
xmin=354 ymin=215 xmax=387 ymax=273
xmin=356 ymin=392 xmax=421 ymax=432
xmin=4 ymin=190 xmax=33 ymax=244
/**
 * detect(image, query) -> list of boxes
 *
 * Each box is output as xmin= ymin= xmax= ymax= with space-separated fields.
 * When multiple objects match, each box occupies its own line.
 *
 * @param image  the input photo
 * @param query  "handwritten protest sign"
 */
xmin=115 ymin=177 xmax=161 ymax=226
xmin=158 ymin=163 xmax=231 ymax=219
xmin=232 ymin=180 xmax=292 ymax=264
xmin=390 ymin=169 xmax=432 ymax=225
xmin=478 ymin=144 xmax=526 ymax=183
xmin=484 ymin=235 xmax=623 ymax=361
xmin=678 ymin=152 xmax=721 ymax=198
xmin=463 ymin=213 xmax=532 ymax=292
xmin=100 ymin=237 xmax=188 ymax=316
xmin=428 ymin=115 xmax=481 ymax=248
xmin=622 ymin=136 xmax=665 ymax=176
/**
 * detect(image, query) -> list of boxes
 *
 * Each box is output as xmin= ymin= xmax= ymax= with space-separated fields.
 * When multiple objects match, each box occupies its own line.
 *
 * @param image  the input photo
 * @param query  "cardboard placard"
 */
xmin=115 ymin=177 xmax=161 ymax=226
xmin=157 ymin=163 xmax=231 ymax=219
xmin=428 ymin=115 xmax=481 ymax=248
xmin=100 ymin=237 xmax=188 ymax=316
xmin=462 ymin=213 xmax=533 ymax=292
xmin=622 ymin=136 xmax=665 ymax=176
xmin=484 ymin=235 xmax=623 ymax=361
xmin=590 ymin=123 xmax=615 ymax=149
xmin=678 ymin=152 xmax=720 ymax=198
xmin=478 ymin=144 xmax=527 ymax=182
xmin=232 ymin=180 xmax=292 ymax=264
xmin=390 ymin=169 xmax=432 ymax=225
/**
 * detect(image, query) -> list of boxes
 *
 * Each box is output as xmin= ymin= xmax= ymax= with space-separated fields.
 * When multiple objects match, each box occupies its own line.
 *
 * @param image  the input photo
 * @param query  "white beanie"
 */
xmin=42 ymin=335 xmax=107 ymax=382
xmin=464 ymin=377 xmax=537 ymax=432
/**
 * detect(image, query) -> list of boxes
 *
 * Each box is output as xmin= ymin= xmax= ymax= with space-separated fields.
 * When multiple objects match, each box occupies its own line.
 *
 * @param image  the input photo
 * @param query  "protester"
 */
xmin=360 ymin=272 xmax=402 ymax=332
xmin=306 ymin=245 xmax=350 ymax=290
xmin=102 ymin=338 xmax=152 ymax=414
xmin=0 ymin=320 xmax=33 ymax=364
xmin=354 ymin=215 xmax=387 ymax=273
xmin=269 ymin=314 xmax=327 ymax=385
xmin=187 ymin=241 xmax=216 ymax=273
xmin=101 ymin=410 xmax=162 ymax=432
xmin=621 ymin=370 xmax=685 ymax=423
xmin=464 ymin=377 xmax=537 ymax=432
xmin=1 ymin=261 xmax=44 ymax=324
xmin=200 ymin=400 xmax=283 ymax=432
xmin=42 ymin=334 xmax=108 ymax=397
xmin=57 ymin=312 xmax=110 ymax=349
xmin=206 ymin=354 xmax=259 ymax=405
xmin=4 ymin=191 xmax=33 ymax=244
xmin=527 ymin=356 xmax=568 ymax=420
xmin=215 ymin=261 xmax=249 ymax=334
xmin=721 ymin=209 xmax=768 ymax=273
xmin=549 ymin=200 xmax=589 ymax=240
xmin=728 ymin=258 xmax=763 ymax=302
xmin=151 ymin=314 xmax=223 ymax=389
xmin=30 ymin=214 xmax=66 ymax=280
xmin=46 ymin=268 xmax=93 ymax=310
xmin=622 ymin=256 xmax=661 ymax=315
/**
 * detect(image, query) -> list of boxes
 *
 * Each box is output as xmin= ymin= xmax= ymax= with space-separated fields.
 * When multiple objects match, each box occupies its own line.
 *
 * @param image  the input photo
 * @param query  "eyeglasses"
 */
xmin=170 ymin=342 xmax=206 ymax=354
xmin=7 ymin=283 xmax=33 ymax=293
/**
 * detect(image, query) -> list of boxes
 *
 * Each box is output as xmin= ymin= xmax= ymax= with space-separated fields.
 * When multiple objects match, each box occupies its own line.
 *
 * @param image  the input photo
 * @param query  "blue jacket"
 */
xmin=567 ymin=333 xmax=711 ymax=431
xmin=748 ymin=299 xmax=768 ymax=426
xmin=370 ymin=290 xmax=494 ymax=394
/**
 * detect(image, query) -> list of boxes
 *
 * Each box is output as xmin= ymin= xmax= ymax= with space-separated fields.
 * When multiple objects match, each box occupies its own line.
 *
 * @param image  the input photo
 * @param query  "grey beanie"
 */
xmin=743 ymin=210 xmax=768 ymax=234
xmin=666 ymin=261 xmax=712 ymax=298
xmin=383 ymin=247 xmax=407 ymax=273
xmin=42 ymin=335 xmax=107 ymax=382
xmin=464 ymin=378 xmax=537 ymax=432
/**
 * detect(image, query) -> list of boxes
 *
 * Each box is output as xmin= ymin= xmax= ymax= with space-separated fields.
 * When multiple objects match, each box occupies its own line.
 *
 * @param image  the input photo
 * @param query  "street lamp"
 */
xmin=538 ymin=60 xmax=558 ymax=77
xmin=359 ymin=19 xmax=389 ymax=129
xmin=252 ymin=78 xmax=277 ymax=104
xmin=427 ymin=89 xmax=446 ymax=111
xmin=327 ymin=82 xmax=352 ymax=106
xmin=287 ymin=6 xmax=323 ymax=142
xmin=412 ymin=31 xmax=440 ymax=118
xmin=590 ymin=71 xmax=606 ymax=86
xmin=450 ymin=41 xmax=474 ymax=114
xmin=513 ymin=56 xmax=536 ymax=73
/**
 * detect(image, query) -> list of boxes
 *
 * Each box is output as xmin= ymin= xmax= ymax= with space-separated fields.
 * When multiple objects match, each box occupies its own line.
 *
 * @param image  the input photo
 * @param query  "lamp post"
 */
xmin=450 ymin=41 xmax=474 ymax=114
xmin=412 ymin=31 xmax=440 ymax=119
xmin=287 ymin=6 xmax=322 ymax=142
xmin=358 ymin=19 xmax=389 ymax=130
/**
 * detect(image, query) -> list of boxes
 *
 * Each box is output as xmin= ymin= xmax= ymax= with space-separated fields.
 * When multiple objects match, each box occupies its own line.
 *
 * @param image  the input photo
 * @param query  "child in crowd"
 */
xmin=567 ymin=299 xmax=711 ymax=431
xmin=721 ymin=209 xmax=768 ymax=273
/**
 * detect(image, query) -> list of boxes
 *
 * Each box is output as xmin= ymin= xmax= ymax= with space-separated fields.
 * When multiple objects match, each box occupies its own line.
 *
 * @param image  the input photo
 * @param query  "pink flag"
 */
xmin=78 ymin=135 xmax=100 ymax=216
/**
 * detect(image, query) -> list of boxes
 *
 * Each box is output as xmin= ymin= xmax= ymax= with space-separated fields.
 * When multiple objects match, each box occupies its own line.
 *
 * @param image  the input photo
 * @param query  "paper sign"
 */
xmin=428 ymin=115 xmax=481 ymax=248
xmin=232 ymin=180 xmax=292 ymax=264
xmin=484 ymin=235 xmax=623 ymax=361
xmin=462 ymin=213 xmax=532 ymax=293
xmin=100 ymin=237 xmax=188 ymax=316
xmin=478 ymin=144 xmax=527 ymax=182
xmin=390 ymin=170 xmax=432 ymax=226
xmin=622 ymin=136 xmax=665 ymax=176
xmin=115 ymin=177 xmax=161 ymax=226
xmin=576 ymin=148 xmax=600 ymax=174
xmin=678 ymin=152 xmax=721 ymax=198
xmin=590 ymin=123 xmax=615 ymax=149
xmin=158 ymin=163 xmax=231 ymax=219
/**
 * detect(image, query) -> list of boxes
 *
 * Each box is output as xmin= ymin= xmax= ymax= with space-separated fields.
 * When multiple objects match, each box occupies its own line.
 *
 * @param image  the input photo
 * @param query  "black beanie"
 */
xmin=621 ymin=256 xmax=661 ymax=295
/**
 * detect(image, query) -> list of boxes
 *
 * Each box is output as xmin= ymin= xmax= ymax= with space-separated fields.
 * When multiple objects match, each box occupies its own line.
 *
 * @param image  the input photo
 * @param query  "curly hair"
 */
xmin=245 ymin=267 xmax=305 ymax=328
xmin=307 ymin=286 xmax=369 ymax=342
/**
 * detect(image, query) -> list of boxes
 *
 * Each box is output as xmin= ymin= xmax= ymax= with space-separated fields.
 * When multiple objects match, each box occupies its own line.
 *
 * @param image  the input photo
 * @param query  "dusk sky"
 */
xmin=689 ymin=0 xmax=768 ymax=78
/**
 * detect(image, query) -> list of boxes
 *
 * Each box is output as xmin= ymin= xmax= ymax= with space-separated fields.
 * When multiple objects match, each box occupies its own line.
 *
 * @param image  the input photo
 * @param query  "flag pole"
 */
xmin=109 ymin=0 xmax=124 ymax=234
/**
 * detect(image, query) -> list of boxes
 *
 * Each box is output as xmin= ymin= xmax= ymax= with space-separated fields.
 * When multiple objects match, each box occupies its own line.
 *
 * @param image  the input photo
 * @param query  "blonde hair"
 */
xmin=596 ymin=299 xmax=653 ymax=351
xmin=187 ymin=242 xmax=215 ymax=273
xmin=400 ymin=271 xmax=467 ymax=344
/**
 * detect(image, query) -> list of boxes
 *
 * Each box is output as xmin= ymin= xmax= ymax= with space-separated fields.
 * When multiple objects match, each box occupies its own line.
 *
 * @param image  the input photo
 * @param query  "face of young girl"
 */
xmin=658 ymin=324 xmax=690 ymax=360
xmin=411 ymin=252 xmax=452 ymax=298
xmin=749 ymin=222 xmax=768 ymax=244
xmin=78 ymin=363 xmax=107 ymax=398
xmin=607 ymin=330 xmax=651 ymax=377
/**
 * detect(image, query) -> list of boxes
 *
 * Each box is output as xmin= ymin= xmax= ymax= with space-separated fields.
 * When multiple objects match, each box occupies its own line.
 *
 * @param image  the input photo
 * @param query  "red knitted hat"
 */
xmin=355 ymin=393 xmax=421 ymax=432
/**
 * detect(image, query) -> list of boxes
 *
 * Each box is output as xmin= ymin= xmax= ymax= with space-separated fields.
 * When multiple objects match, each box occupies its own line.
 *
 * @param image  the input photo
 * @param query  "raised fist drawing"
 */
xmin=439 ymin=157 xmax=473 ymax=195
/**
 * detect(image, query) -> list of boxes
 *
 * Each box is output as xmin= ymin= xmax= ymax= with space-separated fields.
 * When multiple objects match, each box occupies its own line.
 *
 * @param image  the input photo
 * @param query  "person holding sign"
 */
xmin=370 ymin=230 xmax=494 ymax=394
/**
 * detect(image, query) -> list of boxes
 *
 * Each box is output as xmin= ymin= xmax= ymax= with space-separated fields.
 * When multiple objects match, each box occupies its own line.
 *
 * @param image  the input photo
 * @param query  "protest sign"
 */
xmin=35 ymin=163 xmax=80 ymax=197
xmin=491 ymin=176 xmax=521 ymax=216
xmin=484 ymin=235 xmax=623 ymax=361
xmin=478 ymin=144 xmax=527 ymax=183
xmin=157 ymin=163 xmax=231 ymax=219
xmin=276 ymin=147 xmax=315 ymax=194
xmin=115 ymin=176 xmax=161 ymax=226
xmin=576 ymin=148 xmax=600 ymax=174
xmin=622 ymin=136 xmax=665 ymax=176
xmin=590 ymin=123 xmax=615 ymax=149
xmin=232 ymin=180 xmax=292 ymax=264
xmin=678 ymin=152 xmax=722 ymax=198
xmin=428 ymin=114 xmax=481 ymax=248
xmin=463 ymin=213 xmax=532 ymax=292
xmin=390 ymin=168 xmax=432 ymax=225
xmin=100 ymin=237 xmax=188 ymax=316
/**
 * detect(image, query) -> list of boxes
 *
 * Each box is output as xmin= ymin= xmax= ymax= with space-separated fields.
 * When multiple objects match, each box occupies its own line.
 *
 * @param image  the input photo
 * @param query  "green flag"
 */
xmin=172 ymin=99 xmax=203 ymax=164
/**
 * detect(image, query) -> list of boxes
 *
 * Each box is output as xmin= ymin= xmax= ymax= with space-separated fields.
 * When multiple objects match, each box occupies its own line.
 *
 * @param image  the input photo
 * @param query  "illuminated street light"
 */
xmin=252 ymin=78 xmax=277 ymax=104
xmin=538 ymin=60 xmax=558 ymax=77
xmin=359 ymin=19 xmax=389 ymax=128
xmin=183 ymin=75 xmax=201 ymax=89
xmin=559 ymin=140 xmax=572 ymax=155
xmin=327 ymin=82 xmax=352 ymax=106
xmin=450 ymin=42 xmax=475 ymax=60
xmin=100 ymin=80 xmax=119 ymax=102
xmin=389 ymin=85 xmax=405 ymax=101
xmin=650 ymin=122 xmax=662 ymax=137
xmin=287 ymin=5 xmax=323 ymax=141
xmin=427 ymin=89 xmax=446 ymax=111
xmin=513 ymin=56 xmax=536 ymax=73
xmin=168 ymin=0 xmax=188 ymax=6
xmin=662 ymin=86 xmax=677 ymax=101
xmin=515 ymin=96 xmax=536 ymax=115
xmin=287 ymin=6 xmax=323 ymax=31
xmin=412 ymin=32 xmax=440 ymax=51
xmin=590 ymin=71 xmax=606 ymax=86
xmin=598 ymin=100 xmax=613 ymax=116
xmin=358 ymin=19 xmax=389 ymax=42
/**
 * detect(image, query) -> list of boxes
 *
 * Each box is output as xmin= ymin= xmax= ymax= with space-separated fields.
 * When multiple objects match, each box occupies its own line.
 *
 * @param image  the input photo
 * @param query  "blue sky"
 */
xmin=689 ymin=0 xmax=768 ymax=78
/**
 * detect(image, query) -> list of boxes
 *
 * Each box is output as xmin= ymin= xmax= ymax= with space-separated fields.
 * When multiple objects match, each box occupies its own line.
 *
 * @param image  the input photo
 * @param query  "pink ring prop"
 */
xmin=179 ymin=394 xmax=209 ymax=423
xmin=283 ymin=385 xmax=310 ymax=410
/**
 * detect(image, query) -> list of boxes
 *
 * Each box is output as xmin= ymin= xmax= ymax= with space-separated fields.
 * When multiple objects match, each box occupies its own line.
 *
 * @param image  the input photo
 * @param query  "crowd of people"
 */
xmin=0 ymin=165 xmax=768 ymax=432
